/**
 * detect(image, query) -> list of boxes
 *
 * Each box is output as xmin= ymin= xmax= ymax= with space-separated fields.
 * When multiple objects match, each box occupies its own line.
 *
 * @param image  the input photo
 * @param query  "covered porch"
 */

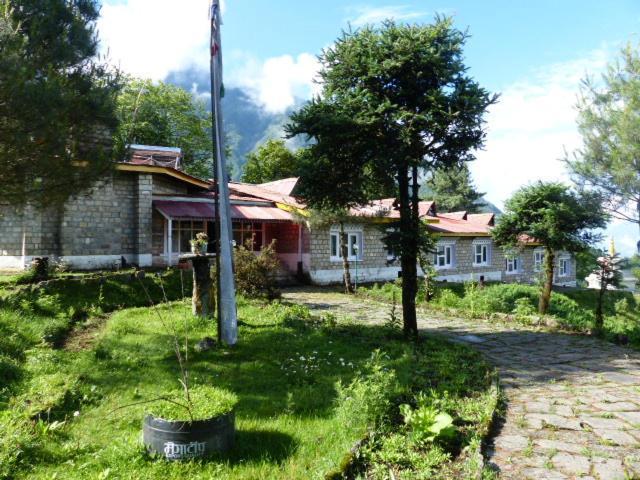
xmin=151 ymin=199 xmax=310 ymax=277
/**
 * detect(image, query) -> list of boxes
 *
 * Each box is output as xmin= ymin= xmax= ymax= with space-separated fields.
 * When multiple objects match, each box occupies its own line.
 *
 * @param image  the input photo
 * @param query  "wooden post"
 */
xmin=189 ymin=255 xmax=215 ymax=318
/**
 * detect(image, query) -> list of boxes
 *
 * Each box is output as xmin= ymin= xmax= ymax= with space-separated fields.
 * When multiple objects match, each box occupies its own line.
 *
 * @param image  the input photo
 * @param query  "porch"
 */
xmin=151 ymin=199 xmax=310 ymax=277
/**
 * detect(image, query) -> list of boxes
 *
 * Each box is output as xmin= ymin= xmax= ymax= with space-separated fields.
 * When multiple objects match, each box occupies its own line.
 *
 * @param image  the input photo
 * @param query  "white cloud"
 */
xmin=227 ymin=52 xmax=321 ymax=113
xmin=470 ymin=46 xmax=640 ymax=256
xmin=98 ymin=0 xmax=211 ymax=80
xmin=470 ymin=48 xmax=610 ymax=209
xmin=346 ymin=5 xmax=427 ymax=27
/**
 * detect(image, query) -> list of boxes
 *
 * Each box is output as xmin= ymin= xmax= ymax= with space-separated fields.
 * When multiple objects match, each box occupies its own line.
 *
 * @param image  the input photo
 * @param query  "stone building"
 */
xmin=0 ymin=146 xmax=575 ymax=287
xmin=304 ymin=198 xmax=576 ymax=287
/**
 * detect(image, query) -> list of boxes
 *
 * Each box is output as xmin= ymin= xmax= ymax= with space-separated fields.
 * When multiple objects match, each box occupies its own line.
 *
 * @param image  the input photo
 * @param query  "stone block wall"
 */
xmin=307 ymin=224 xmax=576 ymax=286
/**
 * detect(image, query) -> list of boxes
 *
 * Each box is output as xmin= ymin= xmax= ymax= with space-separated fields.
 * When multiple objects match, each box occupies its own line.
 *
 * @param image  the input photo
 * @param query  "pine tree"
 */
xmin=0 ymin=0 xmax=120 ymax=206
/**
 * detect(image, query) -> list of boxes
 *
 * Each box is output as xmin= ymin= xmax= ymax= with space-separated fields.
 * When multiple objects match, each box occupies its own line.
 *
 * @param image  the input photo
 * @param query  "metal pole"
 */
xmin=210 ymin=0 xmax=237 ymax=345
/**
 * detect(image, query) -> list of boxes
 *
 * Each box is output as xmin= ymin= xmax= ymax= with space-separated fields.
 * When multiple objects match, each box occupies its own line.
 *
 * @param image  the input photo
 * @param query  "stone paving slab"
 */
xmin=282 ymin=288 xmax=640 ymax=480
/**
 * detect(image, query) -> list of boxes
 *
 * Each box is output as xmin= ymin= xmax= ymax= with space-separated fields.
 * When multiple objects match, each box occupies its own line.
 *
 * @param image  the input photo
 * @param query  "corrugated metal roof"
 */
xmin=229 ymin=182 xmax=303 ymax=208
xmin=258 ymin=177 xmax=299 ymax=196
xmin=154 ymin=200 xmax=295 ymax=222
xmin=349 ymin=199 xmax=436 ymax=219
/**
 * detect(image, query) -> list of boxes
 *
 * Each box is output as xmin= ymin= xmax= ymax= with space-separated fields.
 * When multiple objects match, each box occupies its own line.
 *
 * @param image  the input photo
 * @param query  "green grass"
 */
xmin=361 ymin=280 xmax=640 ymax=347
xmin=0 ymin=277 xmax=496 ymax=479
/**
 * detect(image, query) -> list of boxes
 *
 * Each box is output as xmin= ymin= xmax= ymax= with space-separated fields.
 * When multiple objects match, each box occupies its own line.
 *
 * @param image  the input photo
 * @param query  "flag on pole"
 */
xmin=210 ymin=0 xmax=237 ymax=346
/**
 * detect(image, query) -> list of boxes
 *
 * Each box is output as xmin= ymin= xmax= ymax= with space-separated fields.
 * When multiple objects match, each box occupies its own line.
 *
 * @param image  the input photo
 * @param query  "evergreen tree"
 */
xmin=287 ymin=19 xmax=496 ymax=336
xmin=425 ymin=164 xmax=484 ymax=213
xmin=0 ymin=0 xmax=120 ymax=206
xmin=492 ymin=182 xmax=607 ymax=314
xmin=565 ymin=44 xmax=640 ymax=249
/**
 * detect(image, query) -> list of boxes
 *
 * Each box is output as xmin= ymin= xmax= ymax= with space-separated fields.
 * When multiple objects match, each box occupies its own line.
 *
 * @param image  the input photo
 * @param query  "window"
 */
xmin=473 ymin=242 xmax=490 ymax=266
xmin=232 ymin=222 xmax=263 ymax=251
xmin=505 ymin=257 xmax=519 ymax=274
xmin=559 ymin=257 xmax=570 ymax=277
xmin=533 ymin=250 xmax=544 ymax=272
xmin=330 ymin=231 xmax=362 ymax=261
xmin=330 ymin=233 xmax=339 ymax=258
xmin=434 ymin=244 xmax=454 ymax=269
xmin=171 ymin=220 xmax=205 ymax=253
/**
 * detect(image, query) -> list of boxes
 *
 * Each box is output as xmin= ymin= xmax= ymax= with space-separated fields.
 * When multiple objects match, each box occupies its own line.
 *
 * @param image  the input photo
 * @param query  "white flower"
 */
xmin=73 ymin=411 xmax=80 ymax=417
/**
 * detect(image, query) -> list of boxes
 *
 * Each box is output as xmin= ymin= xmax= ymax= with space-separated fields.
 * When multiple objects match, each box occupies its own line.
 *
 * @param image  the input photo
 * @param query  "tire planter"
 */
xmin=143 ymin=411 xmax=235 ymax=460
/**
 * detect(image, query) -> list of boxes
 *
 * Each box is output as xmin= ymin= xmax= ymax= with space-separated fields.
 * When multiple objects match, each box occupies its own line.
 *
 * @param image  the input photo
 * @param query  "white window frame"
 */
xmin=330 ymin=230 xmax=363 ymax=262
xmin=472 ymin=240 xmax=491 ymax=267
xmin=533 ymin=249 xmax=545 ymax=272
xmin=558 ymin=256 xmax=570 ymax=277
xmin=505 ymin=256 xmax=520 ymax=274
xmin=434 ymin=242 xmax=455 ymax=270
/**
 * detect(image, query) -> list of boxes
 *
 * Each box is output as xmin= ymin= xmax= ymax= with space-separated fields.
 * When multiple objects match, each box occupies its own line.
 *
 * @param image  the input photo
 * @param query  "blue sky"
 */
xmin=98 ymin=0 xmax=640 ymax=256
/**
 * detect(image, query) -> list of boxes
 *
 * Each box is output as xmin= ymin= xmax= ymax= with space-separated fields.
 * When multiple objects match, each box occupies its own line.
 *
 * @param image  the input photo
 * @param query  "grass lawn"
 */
xmin=0 ymin=274 xmax=496 ymax=479
xmin=360 ymin=280 xmax=640 ymax=347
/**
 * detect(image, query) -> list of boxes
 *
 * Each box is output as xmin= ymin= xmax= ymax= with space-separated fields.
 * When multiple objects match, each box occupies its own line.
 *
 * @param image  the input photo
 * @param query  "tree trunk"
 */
xmin=595 ymin=284 xmax=606 ymax=332
xmin=340 ymin=221 xmax=354 ymax=294
xmin=637 ymin=199 xmax=640 ymax=255
xmin=538 ymin=248 xmax=555 ymax=315
xmin=192 ymin=256 xmax=214 ymax=317
xmin=398 ymin=165 xmax=419 ymax=337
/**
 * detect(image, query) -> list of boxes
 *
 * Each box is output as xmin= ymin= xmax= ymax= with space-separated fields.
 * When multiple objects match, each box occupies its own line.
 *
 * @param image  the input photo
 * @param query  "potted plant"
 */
xmin=143 ymin=385 xmax=237 ymax=460
xmin=190 ymin=232 xmax=208 ymax=255
xmin=128 ymin=274 xmax=238 ymax=461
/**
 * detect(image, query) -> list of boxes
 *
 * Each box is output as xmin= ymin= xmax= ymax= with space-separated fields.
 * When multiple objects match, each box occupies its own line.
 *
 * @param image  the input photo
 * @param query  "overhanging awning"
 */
xmin=154 ymin=200 xmax=295 ymax=222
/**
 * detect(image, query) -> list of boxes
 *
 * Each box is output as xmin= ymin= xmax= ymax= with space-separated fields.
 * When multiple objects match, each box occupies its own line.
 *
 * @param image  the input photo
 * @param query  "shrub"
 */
xmin=234 ymin=240 xmax=281 ymax=300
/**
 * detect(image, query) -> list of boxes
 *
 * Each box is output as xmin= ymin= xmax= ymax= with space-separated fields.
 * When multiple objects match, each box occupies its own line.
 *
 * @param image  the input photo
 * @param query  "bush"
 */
xmin=234 ymin=240 xmax=281 ymax=300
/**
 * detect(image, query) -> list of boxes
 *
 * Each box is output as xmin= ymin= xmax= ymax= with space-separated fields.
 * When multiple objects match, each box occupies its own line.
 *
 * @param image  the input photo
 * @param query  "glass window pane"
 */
xmin=331 ymin=234 xmax=337 ymax=257
xmin=446 ymin=247 xmax=451 ymax=265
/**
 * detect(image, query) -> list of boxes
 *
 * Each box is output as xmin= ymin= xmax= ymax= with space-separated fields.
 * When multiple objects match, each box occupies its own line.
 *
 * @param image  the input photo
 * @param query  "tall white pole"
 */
xmin=210 ymin=0 xmax=237 ymax=345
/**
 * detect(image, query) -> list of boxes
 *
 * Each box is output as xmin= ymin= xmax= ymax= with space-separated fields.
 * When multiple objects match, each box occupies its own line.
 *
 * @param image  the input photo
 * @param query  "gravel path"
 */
xmin=282 ymin=287 xmax=640 ymax=480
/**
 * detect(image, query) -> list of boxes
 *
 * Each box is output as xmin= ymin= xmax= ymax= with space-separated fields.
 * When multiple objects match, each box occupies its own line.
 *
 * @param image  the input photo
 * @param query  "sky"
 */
xmin=97 ymin=0 xmax=640 ymax=256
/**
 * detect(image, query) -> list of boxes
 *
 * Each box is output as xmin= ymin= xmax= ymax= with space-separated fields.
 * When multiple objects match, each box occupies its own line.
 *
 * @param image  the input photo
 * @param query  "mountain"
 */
xmin=165 ymin=67 xmax=301 ymax=179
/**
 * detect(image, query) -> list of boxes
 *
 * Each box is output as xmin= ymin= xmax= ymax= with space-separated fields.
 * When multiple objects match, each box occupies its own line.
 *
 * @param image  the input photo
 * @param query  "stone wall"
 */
xmin=308 ymin=224 xmax=576 ymax=286
xmin=309 ymin=223 xmax=401 ymax=284
xmin=0 ymin=171 xmax=154 ymax=269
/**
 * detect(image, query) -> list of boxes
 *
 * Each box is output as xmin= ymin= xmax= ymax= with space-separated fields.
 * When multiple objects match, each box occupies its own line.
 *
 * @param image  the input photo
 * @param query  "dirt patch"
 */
xmin=63 ymin=315 xmax=109 ymax=352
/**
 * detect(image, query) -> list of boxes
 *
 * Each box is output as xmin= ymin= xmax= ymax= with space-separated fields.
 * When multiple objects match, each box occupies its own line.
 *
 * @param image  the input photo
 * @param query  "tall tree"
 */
xmin=423 ymin=164 xmax=485 ymax=213
xmin=287 ymin=19 xmax=496 ymax=336
xmin=114 ymin=78 xmax=212 ymax=179
xmin=241 ymin=139 xmax=300 ymax=184
xmin=0 ymin=0 xmax=120 ymax=206
xmin=565 ymin=44 xmax=640 ymax=250
xmin=492 ymin=182 xmax=607 ymax=314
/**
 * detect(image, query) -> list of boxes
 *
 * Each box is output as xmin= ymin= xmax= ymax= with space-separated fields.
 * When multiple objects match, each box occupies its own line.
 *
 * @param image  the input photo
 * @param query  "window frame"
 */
xmin=505 ymin=256 xmax=520 ymax=274
xmin=330 ymin=230 xmax=363 ymax=262
xmin=232 ymin=221 xmax=263 ymax=251
xmin=434 ymin=243 xmax=455 ymax=270
xmin=533 ymin=249 xmax=545 ymax=272
xmin=558 ymin=256 xmax=570 ymax=277
xmin=472 ymin=240 xmax=491 ymax=267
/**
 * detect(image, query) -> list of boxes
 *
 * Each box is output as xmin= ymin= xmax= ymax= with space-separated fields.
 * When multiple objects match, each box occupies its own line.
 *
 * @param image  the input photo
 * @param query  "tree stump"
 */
xmin=182 ymin=254 xmax=215 ymax=318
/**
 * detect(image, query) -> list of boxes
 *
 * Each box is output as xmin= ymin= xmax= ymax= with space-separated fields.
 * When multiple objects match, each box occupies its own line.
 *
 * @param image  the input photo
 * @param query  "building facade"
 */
xmin=0 ymin=147 xmax=575 ymax=287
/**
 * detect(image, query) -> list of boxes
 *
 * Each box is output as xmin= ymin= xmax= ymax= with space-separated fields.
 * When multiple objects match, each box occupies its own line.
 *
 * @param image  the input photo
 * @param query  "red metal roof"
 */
xmin=258 ymin=177 xmax=299 ymax=196
xmin=349 ymin=199 xmax=436 ymax=218
xmin=154 ymin=200 xmax=295 ymax=222
xmin=229 ymin=182 xmax=303 ymax=208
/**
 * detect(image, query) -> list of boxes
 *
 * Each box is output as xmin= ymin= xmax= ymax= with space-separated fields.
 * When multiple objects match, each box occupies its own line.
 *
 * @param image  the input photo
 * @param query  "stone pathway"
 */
xmin=282 ymin=288 xmax=640 ymax=480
